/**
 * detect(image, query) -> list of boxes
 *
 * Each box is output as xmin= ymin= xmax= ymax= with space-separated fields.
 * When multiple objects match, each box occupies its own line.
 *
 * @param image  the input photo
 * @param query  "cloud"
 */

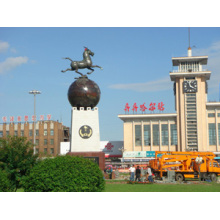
xmin=110 ymin=40 xmax=220 ymax=94
xmin=193 ymin=41 xmax=220 ymax=93
xmin=0 ymin=41 xmax=9 ymax=53
xmin=109 ymin=77 xmax=172 ymax=92
xmin=10 ymin=48 xmax=17 ymax=53
xmin=0 ymin=56 xmax=28 ymax=74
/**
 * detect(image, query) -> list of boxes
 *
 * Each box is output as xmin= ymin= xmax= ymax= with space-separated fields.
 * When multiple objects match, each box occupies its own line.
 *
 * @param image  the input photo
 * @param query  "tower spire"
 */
xmin=188 ymin=27 xmax=192 ymax=56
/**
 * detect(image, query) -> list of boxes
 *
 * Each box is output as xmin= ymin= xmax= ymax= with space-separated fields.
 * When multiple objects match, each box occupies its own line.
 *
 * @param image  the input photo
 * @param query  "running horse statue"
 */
xmin=61 ymin=47 xmax=103 ymax=77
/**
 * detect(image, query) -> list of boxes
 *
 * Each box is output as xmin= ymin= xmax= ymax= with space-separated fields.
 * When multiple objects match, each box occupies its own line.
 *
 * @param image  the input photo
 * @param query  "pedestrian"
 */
xmin=129 ymin=164 xmax=135 ymax=181
xmin=135 ymin=165 xmax=141 ymax=182
xmin=140 ymin=167 xmax=145 ymax=182
xmin=146 ymin=165 xmax=154 ymax=183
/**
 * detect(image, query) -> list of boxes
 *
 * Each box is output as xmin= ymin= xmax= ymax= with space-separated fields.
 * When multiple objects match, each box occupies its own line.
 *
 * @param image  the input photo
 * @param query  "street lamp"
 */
xmin=29 ymin=90 xmax=41 ymax=154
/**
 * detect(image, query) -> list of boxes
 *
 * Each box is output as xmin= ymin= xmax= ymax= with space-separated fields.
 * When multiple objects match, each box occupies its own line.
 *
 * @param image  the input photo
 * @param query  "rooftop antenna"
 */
xmin=188 ymin=27 xmax=190 ymax=48
xmin=188 ymin=27 xmax=192 ymax=56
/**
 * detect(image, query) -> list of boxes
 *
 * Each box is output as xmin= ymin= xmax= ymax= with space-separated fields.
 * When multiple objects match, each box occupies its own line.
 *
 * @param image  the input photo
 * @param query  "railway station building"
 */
xmin=118 ymin=47 xmax=220 ymax=159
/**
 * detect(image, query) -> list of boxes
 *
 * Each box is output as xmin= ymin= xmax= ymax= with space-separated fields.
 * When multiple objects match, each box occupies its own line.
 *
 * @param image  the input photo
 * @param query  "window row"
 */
xmin=32 ymin=129 xmax=54 ymax=136
xmin=0 ymin=129 xmax=54 ymax=137
xmin=35 ymin=148 xmax=54 ymax=154
xmin=29 ymin=139 xmax=54 ymax=145
xmin=135 ymin=124 xmax=177 ymax=146
xmin=208 ymin=113 xmax=220 ymax=118
xmin=208 ymin=123 xmax=220 ymax=145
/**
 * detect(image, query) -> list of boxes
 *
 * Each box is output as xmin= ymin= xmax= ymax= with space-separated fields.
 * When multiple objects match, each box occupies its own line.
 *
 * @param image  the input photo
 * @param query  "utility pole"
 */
xmin=29 ymin=90 xmax=41 ymax=154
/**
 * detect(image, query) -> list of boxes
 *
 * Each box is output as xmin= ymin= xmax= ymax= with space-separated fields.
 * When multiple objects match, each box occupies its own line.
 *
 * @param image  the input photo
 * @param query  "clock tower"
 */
xmin=170 ymin=47 xmax=211 ymax=151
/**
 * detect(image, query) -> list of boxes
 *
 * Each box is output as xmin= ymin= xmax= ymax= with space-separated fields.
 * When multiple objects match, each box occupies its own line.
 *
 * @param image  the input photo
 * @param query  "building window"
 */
xmin=0 ymin=131 xmax=3 ymax=137
xmin=170 ymin=124 xmax=177 ymax=145
xmin=44 ymin=139 xmax=48 ymax=145
xmin=50 ymin=139 xmax=54 ymax=145
xmin=153 ymin=124 xmax=159 ymax=146
xmin=135 ymin=125 xmax=142 ymax=146
xmin=219 ymin=124 xmax=220 ymax=145
xmin=44 ymin=130 xmax=47 ymax=136
xmin=161 ymin=124 xmax=168 ymax=146
xmin=29 ymin=130 xmax=33 ymax=136
xmin=36 ymin=130 xmax=39 ymax=136
xmin=209 ymin=123 xmax=216 ymax=145
xmin=44 ymin=148 xmax=47 ymax=154
xmin=50 ymin=148 xmax=54 ymax=154
xmin=14 ymin=131 xmax=18 ymax=136
xmin=208 ymin=113 xmax=215 ymax=117
xmin=21 ymin=130 xmax=24 ymax=136
xmin=36 ymin=139 xmax=39 ymax=145
xmin=50 ymin=129 xmax=54 ymax=136
xmin=36 ymin=148 xmax=39 ymax=154
xmin=6 ymin=131 xmax=9 ymax=136
xmin=144 ymin=125 xmax=150 ymax=146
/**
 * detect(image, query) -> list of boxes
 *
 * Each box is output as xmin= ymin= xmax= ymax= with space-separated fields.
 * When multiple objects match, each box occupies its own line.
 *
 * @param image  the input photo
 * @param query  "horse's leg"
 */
xmin=75 ymin=66 xmax=84 ymax=76
xmin=61 ymin=68 xmax=72 ymax=73
xmin=87 ymin=67 xmax=94 ymax=75
xmin=91 ymin=65 xmax=103 ymax=70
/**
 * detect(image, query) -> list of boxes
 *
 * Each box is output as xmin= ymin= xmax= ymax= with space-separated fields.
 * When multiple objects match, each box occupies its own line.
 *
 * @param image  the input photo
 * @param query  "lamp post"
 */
xmin=29 ymin=90 xmax=41 ymax=154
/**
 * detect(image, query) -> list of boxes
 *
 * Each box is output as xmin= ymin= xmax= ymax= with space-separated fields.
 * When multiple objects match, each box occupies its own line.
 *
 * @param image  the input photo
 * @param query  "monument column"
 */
xmin=61 ymin=47 xmax=105 ymax=170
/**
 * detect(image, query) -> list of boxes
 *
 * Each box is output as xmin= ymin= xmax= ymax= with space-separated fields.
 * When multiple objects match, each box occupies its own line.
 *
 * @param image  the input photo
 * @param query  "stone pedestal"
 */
xmin=70 ymin=107 xmax=100 ymax=152
xmin=69 ymin=107 xmax=104 ymax=170
xmin=67 ymin=151 xmax=105 ymax=170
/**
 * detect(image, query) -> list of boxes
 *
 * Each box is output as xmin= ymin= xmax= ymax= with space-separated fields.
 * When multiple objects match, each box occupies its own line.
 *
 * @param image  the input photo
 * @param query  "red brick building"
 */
xmin=0 ymin=120 xmax=69 ymax=156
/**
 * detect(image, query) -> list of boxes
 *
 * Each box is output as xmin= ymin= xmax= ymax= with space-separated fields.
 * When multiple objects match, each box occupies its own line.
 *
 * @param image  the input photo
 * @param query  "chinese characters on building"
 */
xmin=124 ymin=102 xmax=165 ymax=113
xmin=1 ymin=114 xmax=52 ymax=123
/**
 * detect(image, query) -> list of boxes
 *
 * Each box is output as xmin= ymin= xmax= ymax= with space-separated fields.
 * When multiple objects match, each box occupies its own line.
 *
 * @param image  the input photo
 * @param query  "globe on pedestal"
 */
xmin=68 ymin=77 xmax=101 ymax=109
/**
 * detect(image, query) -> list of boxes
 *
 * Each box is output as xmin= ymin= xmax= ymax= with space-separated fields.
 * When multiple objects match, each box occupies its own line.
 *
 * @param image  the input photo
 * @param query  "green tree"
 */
xmin=0 ymin=169 xmax=12 ymax=192
xmin=23 ymin=155 xmax=105 ymax=192
xmin=0 ymin=136 xmax=38 ymax=191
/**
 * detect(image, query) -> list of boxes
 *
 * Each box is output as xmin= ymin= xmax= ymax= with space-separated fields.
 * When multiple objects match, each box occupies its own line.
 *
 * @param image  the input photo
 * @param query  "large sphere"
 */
xmin=68 ymin=77 xmax=101 ymax=108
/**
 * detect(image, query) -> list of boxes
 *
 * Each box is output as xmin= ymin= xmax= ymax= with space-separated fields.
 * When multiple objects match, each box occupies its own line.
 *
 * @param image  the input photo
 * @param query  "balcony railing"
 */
xmin=171 ymin=69 xmax=209 ymax=73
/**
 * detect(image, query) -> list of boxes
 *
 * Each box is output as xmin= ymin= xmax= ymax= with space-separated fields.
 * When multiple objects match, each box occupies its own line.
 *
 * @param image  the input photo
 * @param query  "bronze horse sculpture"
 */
xmin=61 ymin=47 xmax=103 ymax=77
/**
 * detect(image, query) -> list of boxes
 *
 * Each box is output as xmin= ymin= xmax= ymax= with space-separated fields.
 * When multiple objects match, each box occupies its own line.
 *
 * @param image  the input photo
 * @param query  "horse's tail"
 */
xmin=63 ymin=57 xmax=73 ymax=62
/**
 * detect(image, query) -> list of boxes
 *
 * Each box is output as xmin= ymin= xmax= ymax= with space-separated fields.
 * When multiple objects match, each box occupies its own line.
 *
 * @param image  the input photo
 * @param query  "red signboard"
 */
xmin=24 ymin=115 xmax=29 ymax=122
xmin=124 ymin=102 xmax=165 ymax=113
xmin=140 ymin=103 xmax=147 ymax=112
xmin=158 ymin=102 xmax=165 ymax=111
xmin=132 ymin=103 xmax=138 ymax=112
xmin=124 ymin=103 xmax=130 ymax=112
xmin=2 ymin=116 xmax=7 ymax=122
xmin=1 ymin=114 xmax=52 ymax=123
xmin=10 ymin=116 xmax=14 ymax=122
xmin=105 ymin=143 xmax=114 ymax=151
xmin=149 ymin=102 xmax=156 ymax=112
xmin=17 ymin=116 xmax=22 ymax=122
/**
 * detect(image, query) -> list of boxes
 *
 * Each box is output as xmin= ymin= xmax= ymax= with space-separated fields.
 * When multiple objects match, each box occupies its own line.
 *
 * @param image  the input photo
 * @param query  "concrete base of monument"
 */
xmin=67 ymin=151 xmax=105 ymax=170
xmin=70 ymin=107 xmax=101 ymax=152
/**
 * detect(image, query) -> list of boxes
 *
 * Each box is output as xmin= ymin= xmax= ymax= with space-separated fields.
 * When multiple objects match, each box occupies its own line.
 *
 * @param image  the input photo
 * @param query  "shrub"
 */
xmin=0 ymin=136 xmax=38 ymax=191
xmin=23 ymin=155 xmax=105 ymax=192
xmin=0 ymin=169 xmax=12 ymax=192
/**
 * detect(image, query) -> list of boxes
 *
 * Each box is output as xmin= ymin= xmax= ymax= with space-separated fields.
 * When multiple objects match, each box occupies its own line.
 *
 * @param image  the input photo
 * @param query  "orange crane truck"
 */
xmin=149 ymin=151 xmax=220 ymax=182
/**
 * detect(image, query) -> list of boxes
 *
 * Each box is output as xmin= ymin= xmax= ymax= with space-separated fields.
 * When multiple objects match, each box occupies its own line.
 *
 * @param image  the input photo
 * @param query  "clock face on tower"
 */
xmin=183 ymin=80 xmax=197 ymax=93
